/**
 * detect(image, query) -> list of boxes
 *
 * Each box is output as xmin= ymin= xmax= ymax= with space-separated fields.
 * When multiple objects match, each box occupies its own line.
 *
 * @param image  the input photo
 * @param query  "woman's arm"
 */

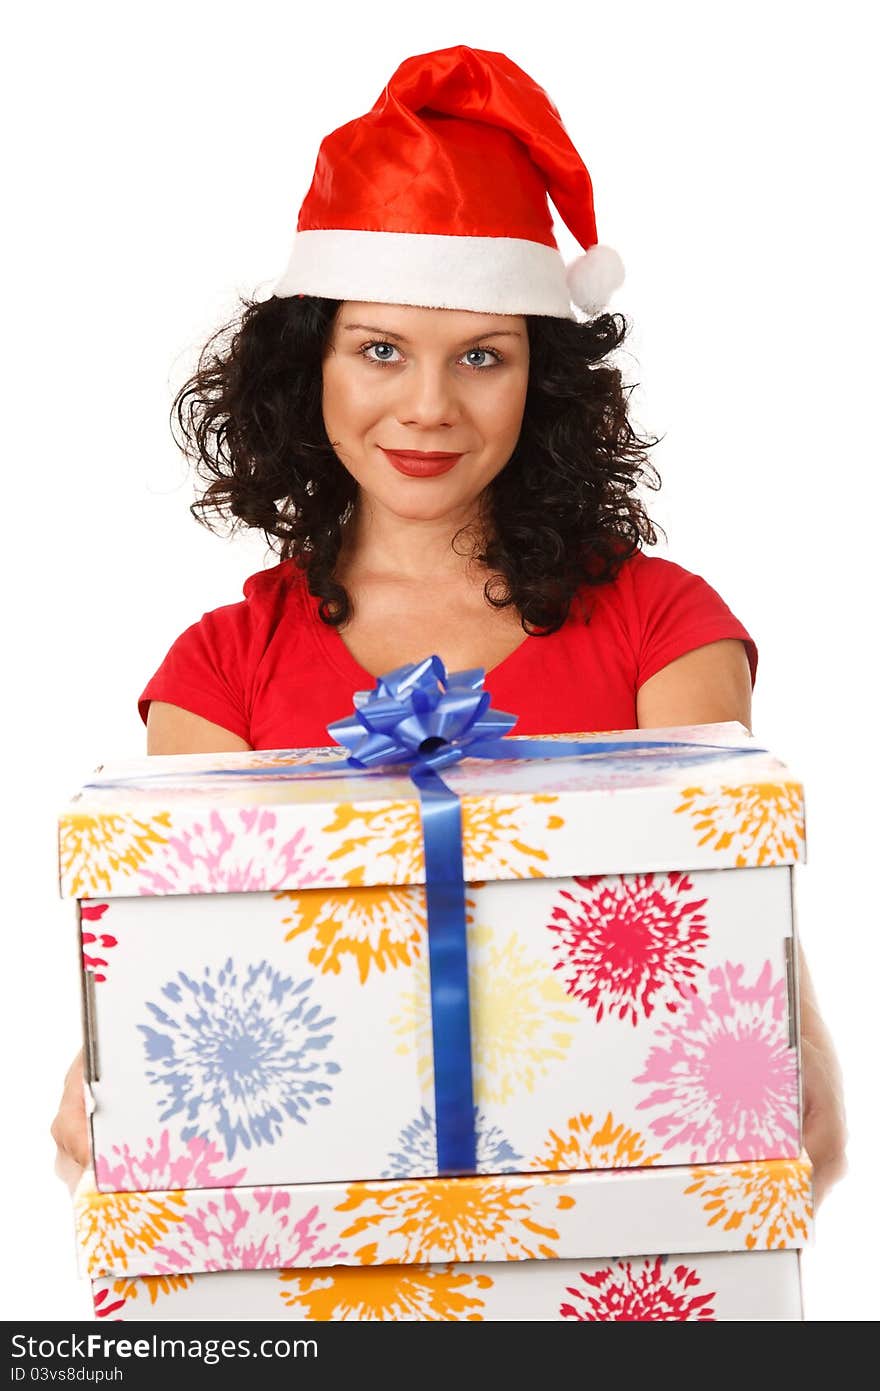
xmin=637 ymin=637 xmax=848 ymax=1208
xmin=145 ymin=700 xmax=253 ymax=755
xmin=50 ymin=703 xmax=253 ymax=1192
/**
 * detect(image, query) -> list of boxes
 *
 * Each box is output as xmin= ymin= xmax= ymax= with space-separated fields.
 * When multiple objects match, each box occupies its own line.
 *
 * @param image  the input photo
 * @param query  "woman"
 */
xmin=52 ymin=44 xmax=846 ymax=1209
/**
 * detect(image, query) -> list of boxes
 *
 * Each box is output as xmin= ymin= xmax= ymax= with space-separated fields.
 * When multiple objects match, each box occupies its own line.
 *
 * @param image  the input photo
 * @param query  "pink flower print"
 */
xmin=153 ymin=1189 xmax=346 ymax=1274
xmin=81 ymin=902 xmax=117 ymax=984
xmin=94 ymin=1131 xmax=247 ymax=1193
xmin=547 ymin=872 xmax=709 ymax=1025
xmin=560 ymin=1257 xmax=716 ymax=1321
xmin=135 ymin=809 xmax=331 ymax=894
xmin=634 ymin=960 xmax=799 ymax=1162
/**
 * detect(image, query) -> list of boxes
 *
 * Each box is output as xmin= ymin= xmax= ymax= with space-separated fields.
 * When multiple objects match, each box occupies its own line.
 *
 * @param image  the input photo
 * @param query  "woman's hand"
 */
xmin=50 ymin=1048 xmax=90 ymax=1194
xmin=798 ymin=945 xmax=848 ymax=1210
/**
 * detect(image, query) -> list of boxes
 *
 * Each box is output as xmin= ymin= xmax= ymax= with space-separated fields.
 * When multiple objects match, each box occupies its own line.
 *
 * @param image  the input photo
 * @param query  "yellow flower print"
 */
xmin=392 ymin=924 xmax=577 ymax=1105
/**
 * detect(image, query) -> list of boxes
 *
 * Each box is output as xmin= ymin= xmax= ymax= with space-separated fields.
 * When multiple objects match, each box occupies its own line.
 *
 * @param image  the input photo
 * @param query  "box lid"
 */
xmin=58 ymin=723 xmax=805 ymax=899
xmin=74 ymin=1152 xmax=813 ymax=1281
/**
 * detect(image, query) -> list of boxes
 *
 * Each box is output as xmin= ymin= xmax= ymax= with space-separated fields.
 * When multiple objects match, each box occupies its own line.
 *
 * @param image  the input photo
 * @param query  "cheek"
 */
xmin=482 ymin=374 xmax=529 ymax=444
xmin=322 ymin=361 xmax=381 ymax=440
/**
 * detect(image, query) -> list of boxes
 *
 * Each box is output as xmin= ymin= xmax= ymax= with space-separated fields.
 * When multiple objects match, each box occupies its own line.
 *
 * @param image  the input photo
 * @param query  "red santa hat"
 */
xmin=271 ymin=45 xmax=624 ymax=319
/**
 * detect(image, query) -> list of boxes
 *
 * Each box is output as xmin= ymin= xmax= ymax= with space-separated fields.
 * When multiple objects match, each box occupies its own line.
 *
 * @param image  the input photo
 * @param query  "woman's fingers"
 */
xmin=801 ymin=1035 xmax=849 ymax=1210
xmin=50 ymin=1048 xmax=91 ymax=1181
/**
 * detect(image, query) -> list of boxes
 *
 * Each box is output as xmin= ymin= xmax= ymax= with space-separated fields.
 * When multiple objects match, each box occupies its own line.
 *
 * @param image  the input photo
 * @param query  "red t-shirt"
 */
xmin=138 ymin=551 xmax=758 ymax=749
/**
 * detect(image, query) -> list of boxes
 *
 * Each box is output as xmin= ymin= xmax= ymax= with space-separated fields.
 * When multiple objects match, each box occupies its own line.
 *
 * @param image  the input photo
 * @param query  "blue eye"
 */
xmin=357 ymin=341 xmax=504 ymax=370
xmin=363 ymin=342 xmax=399 ymax=363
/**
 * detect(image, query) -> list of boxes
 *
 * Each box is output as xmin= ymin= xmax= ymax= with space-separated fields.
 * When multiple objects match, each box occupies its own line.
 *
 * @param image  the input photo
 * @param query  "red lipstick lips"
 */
xmin=380 ymin=448 xmax=463 ymax=478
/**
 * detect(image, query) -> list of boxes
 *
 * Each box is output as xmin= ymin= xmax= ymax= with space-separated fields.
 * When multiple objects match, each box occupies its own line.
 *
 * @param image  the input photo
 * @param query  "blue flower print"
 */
xmin=382 ymin=1106 xmax=522 ymax=1178
xmin=139 ymin=958 xmax=340 ymax=1159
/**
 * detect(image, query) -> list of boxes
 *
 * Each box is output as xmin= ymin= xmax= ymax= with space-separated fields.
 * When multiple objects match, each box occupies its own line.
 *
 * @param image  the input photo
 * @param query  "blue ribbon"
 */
xmin=326 ymin=655 xmax=767 ymax=1176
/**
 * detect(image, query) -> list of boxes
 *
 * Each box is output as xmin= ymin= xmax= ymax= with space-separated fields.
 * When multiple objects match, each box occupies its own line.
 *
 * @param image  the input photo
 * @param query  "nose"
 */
xmin=395 ymin=360 xmax=461 ymax=430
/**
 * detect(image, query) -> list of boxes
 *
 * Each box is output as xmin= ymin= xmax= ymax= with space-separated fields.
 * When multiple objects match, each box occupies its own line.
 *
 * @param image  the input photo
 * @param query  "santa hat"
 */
xmin=271 ymin=45 xmax=624 ymax=319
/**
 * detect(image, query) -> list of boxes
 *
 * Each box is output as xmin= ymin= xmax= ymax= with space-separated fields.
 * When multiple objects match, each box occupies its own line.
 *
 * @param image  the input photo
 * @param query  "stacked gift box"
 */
xmin=59 ymin=681 xmax=812 ymax=1321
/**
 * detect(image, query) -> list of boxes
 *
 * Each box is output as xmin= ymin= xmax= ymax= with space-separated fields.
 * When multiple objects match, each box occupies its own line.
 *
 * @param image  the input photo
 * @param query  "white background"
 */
xmin=4 ymin=0 xmax=877 ymax=1322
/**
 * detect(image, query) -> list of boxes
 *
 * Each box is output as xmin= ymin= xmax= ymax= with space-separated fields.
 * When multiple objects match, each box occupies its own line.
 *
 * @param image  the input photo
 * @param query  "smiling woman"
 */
xmin=172 ymin=288 xmax=662 ymax=663
xmin=51 ymin=42 xmax=846 ymax=1225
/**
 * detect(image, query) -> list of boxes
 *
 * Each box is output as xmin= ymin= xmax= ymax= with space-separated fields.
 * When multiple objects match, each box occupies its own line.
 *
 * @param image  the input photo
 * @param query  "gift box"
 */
xmin=76 ymin=1153 xmax=812 ymax=1321
xmin=58 ymin=708 xmax=806 ymax=1192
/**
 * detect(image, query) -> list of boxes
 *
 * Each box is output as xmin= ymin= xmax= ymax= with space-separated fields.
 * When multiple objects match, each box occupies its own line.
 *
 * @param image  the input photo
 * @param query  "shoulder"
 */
xmin=147 ymin=555 xmax=310 ymax=676
xmin=138 ymin=558 xmax=311 ymax=734
xmin=241 ymin=556 xmax=305 ymax=605
xmin=586 ymin=546 xmax=738 ymax=616
xmin=199 ymin=557 xmax=308 ymax=639
xmin=578 ymin=545 xmax=758 ymax=689
xmin=596 ymin=546 xmax=704 ymax=596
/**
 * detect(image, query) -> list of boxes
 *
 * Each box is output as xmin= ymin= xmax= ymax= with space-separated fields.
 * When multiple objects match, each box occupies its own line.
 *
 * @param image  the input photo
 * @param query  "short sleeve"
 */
xmin=137 ymin=602 xmax=253 ymax=740
xmin=627 ymin=553 xmax=759 ymax=690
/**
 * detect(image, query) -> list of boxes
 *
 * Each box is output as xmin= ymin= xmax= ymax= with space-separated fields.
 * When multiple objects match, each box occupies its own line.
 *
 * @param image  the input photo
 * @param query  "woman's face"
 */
xmin=321 ymin=301 xmax=529 ymax=523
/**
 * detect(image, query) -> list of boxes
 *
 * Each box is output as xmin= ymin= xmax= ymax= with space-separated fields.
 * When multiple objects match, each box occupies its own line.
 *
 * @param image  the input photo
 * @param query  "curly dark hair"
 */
xmin=171 ymin=293 xmax=665 ymax=634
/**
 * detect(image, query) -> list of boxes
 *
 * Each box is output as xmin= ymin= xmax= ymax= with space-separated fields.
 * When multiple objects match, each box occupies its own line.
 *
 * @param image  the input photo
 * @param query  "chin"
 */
xmin=361 ymin=470 xmax=477 ymax=518
xmin=385 ymin=494 xmax=473 ymax=523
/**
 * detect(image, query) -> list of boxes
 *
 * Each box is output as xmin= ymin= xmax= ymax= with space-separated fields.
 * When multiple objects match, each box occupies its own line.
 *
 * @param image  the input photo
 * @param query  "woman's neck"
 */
xmin=338 ymin=494 xmax=488 ymax=585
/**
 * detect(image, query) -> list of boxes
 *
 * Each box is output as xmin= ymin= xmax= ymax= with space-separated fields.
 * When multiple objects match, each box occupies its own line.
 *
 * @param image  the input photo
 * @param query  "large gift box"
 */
xmin=76 ymin=1154 xmax=812 ymax=1321
xmin=58 ymin=696 xmax=806 ymax=1192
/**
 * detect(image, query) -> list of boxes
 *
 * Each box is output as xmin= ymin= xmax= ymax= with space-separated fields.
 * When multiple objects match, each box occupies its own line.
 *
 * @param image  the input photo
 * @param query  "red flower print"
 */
xmin=92 ymin=1284 xmax=126 ymax=1319
xmin=560 ymin=1256 xmax=716 ymax=1320
xmin=547 ymin=872 xmax=709 ymax=1025
xmin=81 ymin=902 xmax=117 ymax=984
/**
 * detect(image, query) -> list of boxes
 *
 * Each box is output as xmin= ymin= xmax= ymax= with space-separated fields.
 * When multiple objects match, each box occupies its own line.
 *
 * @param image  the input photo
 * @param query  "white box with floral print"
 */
xmin=58 ymin=722 xmax=805 ymax=1192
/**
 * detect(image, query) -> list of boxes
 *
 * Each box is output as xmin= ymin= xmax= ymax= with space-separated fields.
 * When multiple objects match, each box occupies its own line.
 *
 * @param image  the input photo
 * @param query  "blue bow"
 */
xmin=327 ymin=654 xmax=518 ymax=772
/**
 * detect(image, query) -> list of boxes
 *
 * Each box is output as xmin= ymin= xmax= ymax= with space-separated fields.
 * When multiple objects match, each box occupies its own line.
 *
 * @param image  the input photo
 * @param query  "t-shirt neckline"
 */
xmin=301 ymin=570 xmax=535 ymax=686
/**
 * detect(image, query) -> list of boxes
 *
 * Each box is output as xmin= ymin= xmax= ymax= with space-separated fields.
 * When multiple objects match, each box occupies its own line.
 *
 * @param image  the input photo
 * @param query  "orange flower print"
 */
xmin=101 ymin=1274 xmax=195 ymax=1311
xmin=278 ymin=1263 xmax=492 ymax=1320
xmin=321 ymin=801 xmax=425 ymax=884
xmin=60 ymin=812 xmax=172 ymax=897
xmin=334 ymin=1175 xmax=565 ymax=1266
xmin=675 ymin=781 xmax=805 ymax=866
xmin=276 ymin=884 xmax=427 ymax=983
xmin=461 ymin=794 xmax=564 ymax=880
xmin=533 ymin=1112 xmax=661 ymax=1172
xmin=76 ymin=1187 xmax=187 ymax=1277
xmin=276 ymin=881 xmax=480 ymax=984
xmin=684 ymin=1157 xmax=812 ymax=1248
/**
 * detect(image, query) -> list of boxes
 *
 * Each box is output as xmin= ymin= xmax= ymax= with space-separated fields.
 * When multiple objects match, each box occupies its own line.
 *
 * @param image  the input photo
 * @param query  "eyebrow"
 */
xmin=341 ymin=323 xmax=522 ymax=345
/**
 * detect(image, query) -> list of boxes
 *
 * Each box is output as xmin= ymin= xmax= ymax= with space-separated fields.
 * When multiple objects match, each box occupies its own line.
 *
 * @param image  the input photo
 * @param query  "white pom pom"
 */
xmin=565 ymin=244 xmax=625 ymax=313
